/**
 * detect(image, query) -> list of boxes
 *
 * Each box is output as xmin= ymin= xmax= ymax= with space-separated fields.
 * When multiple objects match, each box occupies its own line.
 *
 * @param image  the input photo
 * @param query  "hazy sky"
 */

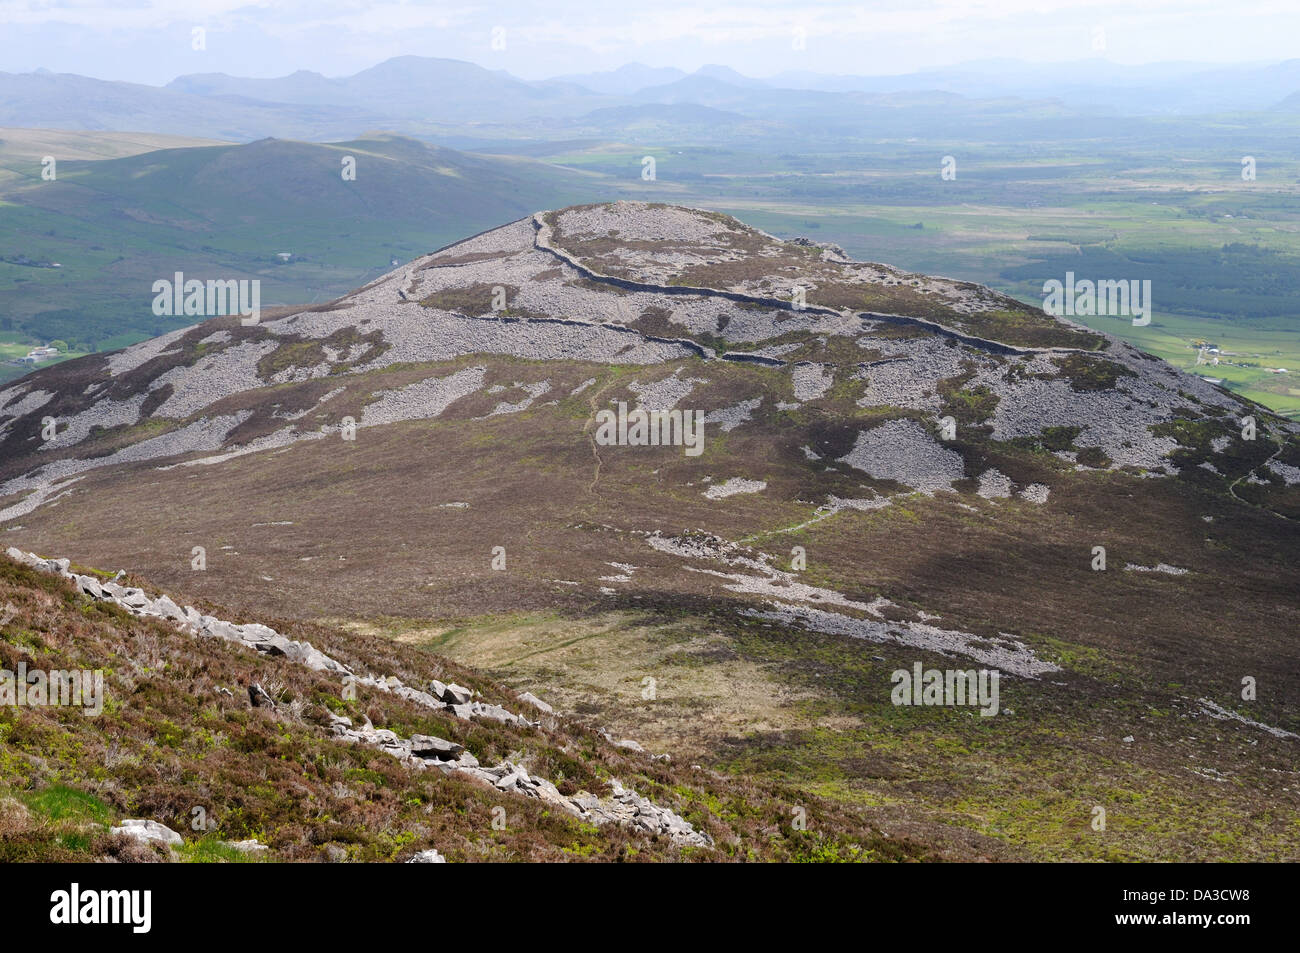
xmin=0 ymin=0 xmax=1295 ymax=85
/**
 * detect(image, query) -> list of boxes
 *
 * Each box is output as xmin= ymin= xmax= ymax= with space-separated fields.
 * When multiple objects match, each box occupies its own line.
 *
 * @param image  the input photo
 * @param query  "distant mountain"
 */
xmin=553 ymin=63 xmax=688 ymax=96
xmin=1 ymin=58 xmax=611 ymax=140
xmin=1270 ymin=90 xmax=1300 ymax=111
xmin=326 ymin=56 xmax=568 ymax=119
xmin=766 ymin=58 xmax=1300 ymax=115
xmin=7 ymin=55 xmax=1300 ymax=144
xmin=0 ymin=134 xmax=599 ymax=353
xmin=167 ymin=57 xmax=611 ymax=123
xmin=166 ymin=68 xmax=344 ymax=105
xmin=0 ymin=70 xmax=355 ymax=140
xmin=692 ymin=64 xmax=769 ymax=88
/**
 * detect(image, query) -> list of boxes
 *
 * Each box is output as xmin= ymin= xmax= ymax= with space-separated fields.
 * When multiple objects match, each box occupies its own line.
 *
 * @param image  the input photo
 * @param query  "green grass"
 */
xmin=20 ymin=783 xmax=113 ymax=825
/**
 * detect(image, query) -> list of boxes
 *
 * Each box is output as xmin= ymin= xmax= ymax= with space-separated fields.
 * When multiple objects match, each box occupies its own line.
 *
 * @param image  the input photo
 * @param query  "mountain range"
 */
xmin=6 ymin=56 xmax=1300 ymax=144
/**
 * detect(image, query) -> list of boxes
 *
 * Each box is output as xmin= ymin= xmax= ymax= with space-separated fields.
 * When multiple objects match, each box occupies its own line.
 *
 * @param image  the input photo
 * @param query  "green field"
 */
xmin=0 ymin=335 xmax=88 ymax=385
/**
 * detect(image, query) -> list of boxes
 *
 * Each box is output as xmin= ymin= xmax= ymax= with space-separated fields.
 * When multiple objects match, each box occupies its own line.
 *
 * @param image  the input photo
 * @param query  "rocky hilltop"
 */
xmin=1 ymin=203 xmax=1297 ymax=861
xmin=1 ymin=202 xmax=1294 ymax=521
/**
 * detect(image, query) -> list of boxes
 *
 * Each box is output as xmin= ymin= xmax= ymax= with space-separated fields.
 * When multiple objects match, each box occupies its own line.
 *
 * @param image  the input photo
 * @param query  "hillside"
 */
xmin=0 ymin=128 xmax=228 ymax=169
xmin=1 ymin=545 xmax=926 ymax=861
xmin=0 ymin=134 xmax=599 ymax=357
xmin=0 ymin=70 xmax=355 ymax=141
xmin=1 ymin=202 xmax=1297 ymax=861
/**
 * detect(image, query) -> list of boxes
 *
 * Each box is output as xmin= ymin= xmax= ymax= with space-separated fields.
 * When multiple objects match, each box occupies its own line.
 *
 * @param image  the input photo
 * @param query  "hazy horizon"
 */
xmin=8 ymin=53 xmax=1297 ymax=89
xmin=2 ymin=0 xmax=1297 ymax=86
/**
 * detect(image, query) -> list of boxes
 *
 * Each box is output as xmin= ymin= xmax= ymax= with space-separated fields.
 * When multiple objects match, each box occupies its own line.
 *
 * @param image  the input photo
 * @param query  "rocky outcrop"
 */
xmin=7 ymin=546 xmax=713 ymax=852
xmin=7 ymin=547 xmax=350 ymax=674
xmin=323 ymin=711 xmax=709 ymax=847
xmin=532 ymin=210 xmax=1078 ymax=358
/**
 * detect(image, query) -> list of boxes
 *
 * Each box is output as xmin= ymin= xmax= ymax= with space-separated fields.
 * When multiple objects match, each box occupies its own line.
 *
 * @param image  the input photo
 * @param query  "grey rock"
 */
xmin=407 ymin=848 xmax=446 ymax=863
xmin=111 ymin=818 xmax=183 ymax=848
xmin=518 ymin=691 xmax=553 ymax=714
xmin=439 ymin=682 xmax=473 ymax=705
xmin=410 ymin=734 xmax=463 ymax=760
xmin=471 ymin=703 xmax=519 ymax=725
xmin=152 ymin=594 xmax=185 ymax=621
xmin=238 ymin=622 xmax=278 ymax=644
xmin=73 ymin=574 xmax=104 ymax=599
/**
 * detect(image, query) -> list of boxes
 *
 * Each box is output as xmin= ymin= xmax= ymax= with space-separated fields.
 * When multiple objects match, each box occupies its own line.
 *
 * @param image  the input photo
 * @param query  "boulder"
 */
xmin=299 ymin=641 xmax=348 ymax=674
xmin=203 ymin=618 xmax=244 ymax=642
xmin=394 ymin=685 xmax=439 ymax=708
xmin=152 ymin=594 xmax=185 ymax=621
xmin=471 ymin=703 xmax=520 ymax=725
xmin=407 ymin=849 xmax=447 ymax=863
xmin=410 ymin=734 xmax=464 ymax=760
xmin=73 ymin=575 xmax=104 ymax=599
xmin=518 ymin=691 xmax=553 ymax=714
xmin=435 ymin=682 xmax=473 ymax=705
xmin=111 ymin=819 xmax=183 ymax=848
xmin=238 ymin=622 xmax=278 ymax=645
